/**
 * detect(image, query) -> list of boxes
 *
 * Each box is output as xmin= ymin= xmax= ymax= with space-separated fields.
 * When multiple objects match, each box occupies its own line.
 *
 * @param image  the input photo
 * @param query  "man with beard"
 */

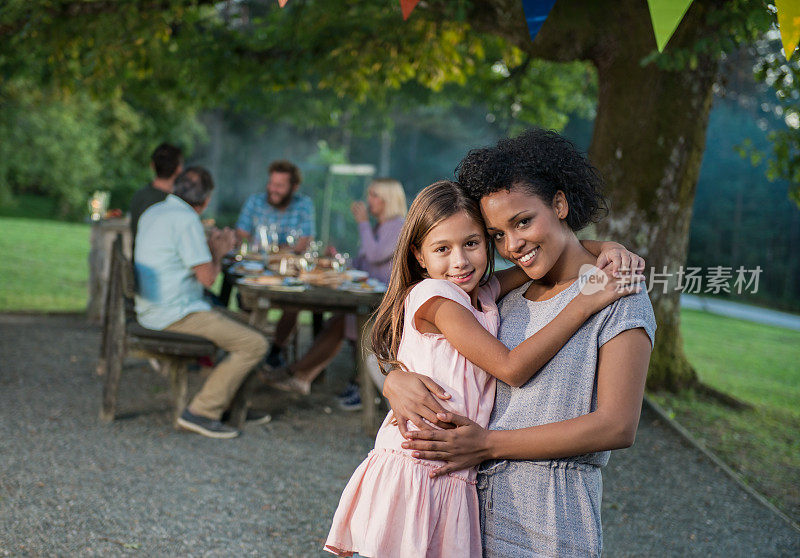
xmin=235 ymin=160 xmax=315 ymax=369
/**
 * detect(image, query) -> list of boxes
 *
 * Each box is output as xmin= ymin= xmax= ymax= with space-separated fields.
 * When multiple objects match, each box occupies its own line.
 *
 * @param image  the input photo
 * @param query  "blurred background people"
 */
xmin=135 ymin=167 xmax=268 ymax=439
xmin=129 ymin=143 xmax=184 ymax=253
xmin=273 ymin=178 xmax=406 ymax=408
xmin=235 ymin=160 xmax=315 ymax=369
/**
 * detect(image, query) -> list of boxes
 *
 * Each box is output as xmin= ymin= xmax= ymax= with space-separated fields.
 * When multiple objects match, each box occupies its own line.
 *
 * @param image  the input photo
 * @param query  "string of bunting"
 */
xmin=277 ymin=0 xmax=796 ymax=60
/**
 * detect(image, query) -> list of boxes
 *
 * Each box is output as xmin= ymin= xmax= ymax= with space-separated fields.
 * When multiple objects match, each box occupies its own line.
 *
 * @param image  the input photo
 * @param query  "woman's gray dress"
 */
xmin=478 ymin=275 xmax=656 ymax=557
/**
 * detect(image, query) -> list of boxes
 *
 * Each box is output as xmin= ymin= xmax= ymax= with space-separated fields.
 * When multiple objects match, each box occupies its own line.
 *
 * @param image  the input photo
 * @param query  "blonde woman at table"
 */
xmin=273 ymin=178 xmax=407 ymax=399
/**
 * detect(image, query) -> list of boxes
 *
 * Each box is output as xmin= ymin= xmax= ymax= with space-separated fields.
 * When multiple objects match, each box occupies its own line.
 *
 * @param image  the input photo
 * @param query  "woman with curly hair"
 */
xmin=383 ymin=128 xmax=656 ymax=557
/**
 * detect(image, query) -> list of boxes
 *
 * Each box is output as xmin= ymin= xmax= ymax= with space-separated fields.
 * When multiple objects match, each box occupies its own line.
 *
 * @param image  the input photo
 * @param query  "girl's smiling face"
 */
xmin=481 ymin=185 xmax=570 ymax=280
xmin=412 ymin=211 xmax=488 ymax=299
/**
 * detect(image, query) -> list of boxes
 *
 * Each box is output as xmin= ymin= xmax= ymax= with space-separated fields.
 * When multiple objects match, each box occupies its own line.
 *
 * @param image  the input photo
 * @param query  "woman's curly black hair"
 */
xmin=455 ymin=128 xmax=608 ymax=231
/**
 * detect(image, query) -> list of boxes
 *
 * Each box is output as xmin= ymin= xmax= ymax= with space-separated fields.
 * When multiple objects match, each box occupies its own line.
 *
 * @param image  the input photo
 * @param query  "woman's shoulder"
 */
xmin=596 ymin=289 xmax=657 ymax=348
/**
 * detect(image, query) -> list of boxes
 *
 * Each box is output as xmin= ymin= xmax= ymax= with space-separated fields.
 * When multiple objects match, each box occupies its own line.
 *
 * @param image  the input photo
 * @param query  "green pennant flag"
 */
xmin=647 ymin=0 xmax=694 ymax=52
xmin=777 ymin=0 xmax=800 ymax=60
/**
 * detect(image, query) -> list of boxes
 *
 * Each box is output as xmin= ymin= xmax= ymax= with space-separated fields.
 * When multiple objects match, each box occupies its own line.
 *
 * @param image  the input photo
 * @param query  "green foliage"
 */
xmin=0 ymin=81 xmax=104 ymax=216
xmin=0 ymin=0 xmax=597 ymax=218
xmin=0 ymin=79 xmax=205 ymax=217
xmin=688 ymin=97 xmax=800 ymax=311
xmin=640 ymin=0 xmax=775 ymax=71
xmin=752 ymin=42 xmax=800 ymax=204
xmin=633 ymin=0 xmax=800 ymax=203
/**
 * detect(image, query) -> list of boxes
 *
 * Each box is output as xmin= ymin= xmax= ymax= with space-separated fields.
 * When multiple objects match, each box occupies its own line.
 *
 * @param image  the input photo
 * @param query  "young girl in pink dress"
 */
xmin=324 ymin=180 xmax=642 ymax=558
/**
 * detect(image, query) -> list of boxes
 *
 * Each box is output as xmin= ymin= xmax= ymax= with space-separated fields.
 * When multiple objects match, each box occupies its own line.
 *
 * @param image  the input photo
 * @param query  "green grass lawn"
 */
xmin=651 ymin=309 xmax=800 ymax=522
xmin=0 ymin=217 xmax=91 ymax=311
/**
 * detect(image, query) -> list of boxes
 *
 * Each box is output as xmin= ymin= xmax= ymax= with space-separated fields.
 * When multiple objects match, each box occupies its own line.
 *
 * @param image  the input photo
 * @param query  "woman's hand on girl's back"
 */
xmin=401 ymin=412 xmax=492 ymax=476
xmin=382 ymin=369 xmax=455 ymax=437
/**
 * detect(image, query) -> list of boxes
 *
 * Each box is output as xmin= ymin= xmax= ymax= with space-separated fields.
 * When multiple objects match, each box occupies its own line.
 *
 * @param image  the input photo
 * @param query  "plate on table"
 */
xmin=238 ymin=275 xmax=282 ymax=286
xmin=231 ymin=261 xmax=266 ymax=275
xmin=338 ymin=279 xmax=386 ymax=294
xmin=345 ymin=270 xmax=369 ymax=281
xmin=300 ymin=270 xmax=345 ymax=287
xmin=238 ymin=275 xmax=307 ymax=292
xmin=270 ymin=277 xmax=307 ymax=292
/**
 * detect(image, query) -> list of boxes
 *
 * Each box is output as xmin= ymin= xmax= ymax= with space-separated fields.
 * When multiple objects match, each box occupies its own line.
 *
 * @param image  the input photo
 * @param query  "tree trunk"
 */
xmin=589 ymin=26 xmax=719 ymax=390
xmin=470 ymin=0 xmax=726 ymax=390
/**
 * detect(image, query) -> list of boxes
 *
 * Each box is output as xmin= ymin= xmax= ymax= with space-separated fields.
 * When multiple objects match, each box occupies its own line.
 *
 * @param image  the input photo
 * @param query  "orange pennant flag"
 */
xmin=278 ymin=0 xmax=288 ymax=7
xmin=400 ymin=0 xmax=420 ymax=20
xmin=777 ymin=0 xmax=800 ymax=60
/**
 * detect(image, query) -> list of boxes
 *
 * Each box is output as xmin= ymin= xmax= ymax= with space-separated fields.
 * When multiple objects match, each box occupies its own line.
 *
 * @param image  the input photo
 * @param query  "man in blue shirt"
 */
xmin=235 ymin=159 xmax=315 ymax=250
xmin=136 ymin=167 xmax=269 ymax=439
xmin=235 ymin=160 xmax=315 ymax=368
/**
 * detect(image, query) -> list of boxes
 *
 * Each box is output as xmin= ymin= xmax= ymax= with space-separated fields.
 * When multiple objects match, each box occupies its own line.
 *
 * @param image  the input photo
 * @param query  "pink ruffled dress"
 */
xmin=325 ymin=278 xmax=500 ymax=558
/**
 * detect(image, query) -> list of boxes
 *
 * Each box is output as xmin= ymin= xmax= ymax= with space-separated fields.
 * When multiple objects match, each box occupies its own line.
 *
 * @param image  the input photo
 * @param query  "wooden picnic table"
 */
xmin=237 ymin=282 xmax=385 ymax=434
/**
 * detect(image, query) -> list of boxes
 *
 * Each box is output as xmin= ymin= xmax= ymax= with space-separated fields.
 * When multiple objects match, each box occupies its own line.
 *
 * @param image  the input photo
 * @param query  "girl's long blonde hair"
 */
xmin=371 ymin=180 xmax=494 ymax=373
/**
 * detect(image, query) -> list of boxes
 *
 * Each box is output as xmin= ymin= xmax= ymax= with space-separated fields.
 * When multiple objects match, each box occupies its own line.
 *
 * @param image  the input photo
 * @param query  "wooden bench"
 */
xmin=97 ymin=234 xmax=257 ymax=428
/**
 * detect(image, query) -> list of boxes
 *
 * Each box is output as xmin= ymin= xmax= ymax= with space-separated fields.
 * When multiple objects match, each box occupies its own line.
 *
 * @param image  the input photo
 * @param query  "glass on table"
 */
xmin=237 ymin=239 xmax=249 ymax=261
xmin=256 ymin=225 xmax=269 ymax=253
xmin=286 ymin=228 xmax=301 ymax=251
xmin=301 ymin=251 xmax=317 ymax=272
xmin=333 ymin=252 xmax=350 ymax=271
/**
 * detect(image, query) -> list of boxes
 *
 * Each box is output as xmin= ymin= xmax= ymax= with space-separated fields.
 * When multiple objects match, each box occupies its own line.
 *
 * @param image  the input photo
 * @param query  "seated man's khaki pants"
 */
xmin=166 ymin=310 xmax=268 ymax=419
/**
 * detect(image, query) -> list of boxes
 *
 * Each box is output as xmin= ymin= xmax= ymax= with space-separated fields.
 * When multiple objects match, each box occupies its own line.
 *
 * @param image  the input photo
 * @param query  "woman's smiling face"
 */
xmin=480 ymin=185 xmax=569 ymax=280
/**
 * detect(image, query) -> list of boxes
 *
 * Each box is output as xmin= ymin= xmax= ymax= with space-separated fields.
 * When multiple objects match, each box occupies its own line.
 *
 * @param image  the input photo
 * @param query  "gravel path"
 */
xmin=0 ymin=314 xmax=797 ymax=557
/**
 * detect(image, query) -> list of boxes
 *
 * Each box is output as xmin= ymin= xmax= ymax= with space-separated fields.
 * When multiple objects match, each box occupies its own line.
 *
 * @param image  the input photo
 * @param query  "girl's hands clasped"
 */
xmin=382 ymin=370 xmax=454 ymax=437
xmin=401 ymin=412 xmax=492 ymax=477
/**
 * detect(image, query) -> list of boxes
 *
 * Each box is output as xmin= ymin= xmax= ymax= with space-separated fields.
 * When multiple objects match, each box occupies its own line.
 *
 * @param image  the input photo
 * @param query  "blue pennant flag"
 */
xmin=522 ymin=0 xmax=558 ymax=42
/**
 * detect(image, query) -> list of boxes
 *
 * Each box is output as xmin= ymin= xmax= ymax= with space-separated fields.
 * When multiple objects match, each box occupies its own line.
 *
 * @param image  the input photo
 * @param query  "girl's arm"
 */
xmin=492 ymin=240 xmax=645 ymax=299
xmin=401 ymin=327 xmax=653 ymax=476
xmin=416 ymin=268 xmax=642 ymax=387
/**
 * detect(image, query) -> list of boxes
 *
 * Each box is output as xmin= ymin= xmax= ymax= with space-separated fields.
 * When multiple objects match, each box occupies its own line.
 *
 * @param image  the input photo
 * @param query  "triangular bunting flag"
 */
xmin=647 ymin=0 xmax=694 ymax=52
xmin=521 ymin=0 xmax=558 ymax=42
xmin=278 ymin=0 xmax=288 ymax=7
xmin=777 ymin=0 xmax=800 ymax=60
xmin=400 ymin=0 xmax=420 ymax=20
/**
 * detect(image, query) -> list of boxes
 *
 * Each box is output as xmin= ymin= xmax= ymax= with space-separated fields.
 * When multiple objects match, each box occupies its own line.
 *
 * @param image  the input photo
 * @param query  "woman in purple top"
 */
xmin=275 ymin=179 xmax=407 ymax=396
xmin=350 ymin=178 xmax=407 ymax=284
